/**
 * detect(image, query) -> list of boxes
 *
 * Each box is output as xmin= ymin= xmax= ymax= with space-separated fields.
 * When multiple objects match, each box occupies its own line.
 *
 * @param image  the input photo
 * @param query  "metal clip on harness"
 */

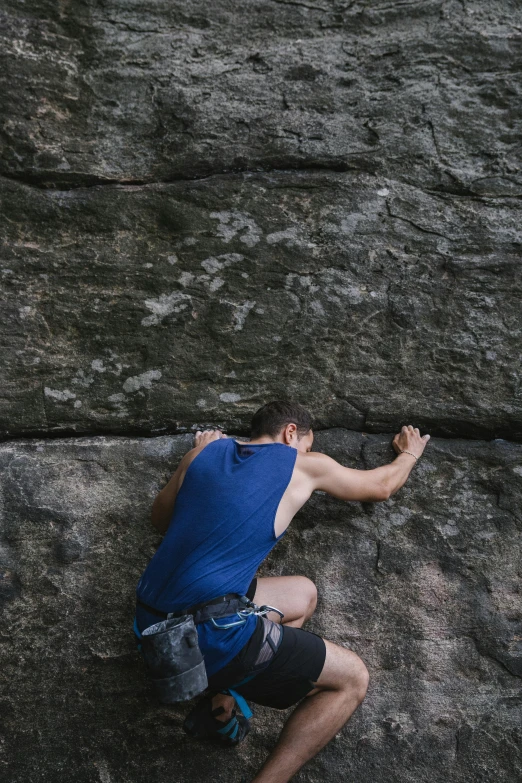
xmin=210 ymin=595 xmax=284 ymax=630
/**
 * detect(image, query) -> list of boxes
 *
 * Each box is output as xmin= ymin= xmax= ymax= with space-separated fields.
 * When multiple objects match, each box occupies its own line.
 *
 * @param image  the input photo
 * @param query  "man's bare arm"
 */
xmin=308 ymin=425 xmax=430 ymax=502
xmin=150 ymin=429 xmax=227 ymax=534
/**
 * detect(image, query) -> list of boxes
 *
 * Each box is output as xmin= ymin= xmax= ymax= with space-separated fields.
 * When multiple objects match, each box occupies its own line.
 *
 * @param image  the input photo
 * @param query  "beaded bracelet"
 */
xmin=398 ymin=449 xmax=418 ymax=460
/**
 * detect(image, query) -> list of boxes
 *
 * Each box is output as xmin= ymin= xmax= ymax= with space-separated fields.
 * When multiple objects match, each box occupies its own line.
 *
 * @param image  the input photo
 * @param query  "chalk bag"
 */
xmin=140 ymin=614 xmax=208 ymax=703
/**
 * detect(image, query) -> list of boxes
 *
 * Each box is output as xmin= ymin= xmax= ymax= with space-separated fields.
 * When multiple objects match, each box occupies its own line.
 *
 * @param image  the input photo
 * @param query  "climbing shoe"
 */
xmin=182 ymin=694 xmax=251 ymax=747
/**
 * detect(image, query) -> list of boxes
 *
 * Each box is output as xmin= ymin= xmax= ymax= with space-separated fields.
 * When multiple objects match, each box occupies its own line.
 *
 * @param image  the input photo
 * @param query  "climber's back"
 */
xmin=136 ymin=437 xmax=297 ymax=613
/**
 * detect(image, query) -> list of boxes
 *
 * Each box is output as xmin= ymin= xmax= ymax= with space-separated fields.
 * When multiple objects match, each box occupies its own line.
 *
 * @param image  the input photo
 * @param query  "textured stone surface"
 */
xmin=0 ymin=430 xmax=521 ymax=783
xmin=1 ymin=0 xmax=521 ymax=441
xmin=1 ymin=1 xmax=521 ymax=781
xmin=1 ymin=171 xmax=521 ymax=441
xmin=1 ymin=1 xmax=521 ymax=195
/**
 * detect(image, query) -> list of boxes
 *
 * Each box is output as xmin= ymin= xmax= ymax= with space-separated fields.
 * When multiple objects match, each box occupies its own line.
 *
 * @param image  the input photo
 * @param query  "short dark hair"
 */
xmin=250 ymin=400 xmax=313 ymax=439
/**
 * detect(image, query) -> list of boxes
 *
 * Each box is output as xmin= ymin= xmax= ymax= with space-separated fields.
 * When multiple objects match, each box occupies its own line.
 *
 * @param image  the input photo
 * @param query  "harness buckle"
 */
xmin=238 ymin=595 xmax=285 ymax=621
xmin=257 ymin=604 xmax=285 ymax=621
xmin=210 ymin=601 xmax=285 ymax=630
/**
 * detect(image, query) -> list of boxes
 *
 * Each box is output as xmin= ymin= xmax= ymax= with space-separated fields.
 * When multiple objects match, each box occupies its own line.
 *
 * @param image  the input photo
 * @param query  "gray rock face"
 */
xmin=1 ymin=1 xmax=521 ymax=781
xmin=0 ymin=431 xmax=520 ymax=783
xmin=1 ymin=171 xmax=521 ymax=440
xmin=1 ymin=1 xmax=521 ymax=440
xmin=1 ymin=1 xmax=521 ymax=196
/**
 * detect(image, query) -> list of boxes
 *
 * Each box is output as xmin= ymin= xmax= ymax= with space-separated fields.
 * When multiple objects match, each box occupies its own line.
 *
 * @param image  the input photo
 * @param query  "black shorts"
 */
xmin=206 ymin=578 xmax=327 ymax=710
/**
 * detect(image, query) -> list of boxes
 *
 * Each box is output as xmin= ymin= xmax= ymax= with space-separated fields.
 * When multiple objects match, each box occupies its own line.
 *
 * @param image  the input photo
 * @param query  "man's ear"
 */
xmin=283 ymin=423 xmax=297 ymax=444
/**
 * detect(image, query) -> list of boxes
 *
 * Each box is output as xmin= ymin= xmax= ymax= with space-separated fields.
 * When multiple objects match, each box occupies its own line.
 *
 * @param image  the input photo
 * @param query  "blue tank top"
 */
xmin=135 ymin=438 xmax=297 ymax=676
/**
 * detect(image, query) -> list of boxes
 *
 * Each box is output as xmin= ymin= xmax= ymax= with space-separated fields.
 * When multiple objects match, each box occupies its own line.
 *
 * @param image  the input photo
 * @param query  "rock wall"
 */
xmin=0 ymin=1 xmax=521 ymax=781
xmin=1 ymin=431 xmax=521 ymax=783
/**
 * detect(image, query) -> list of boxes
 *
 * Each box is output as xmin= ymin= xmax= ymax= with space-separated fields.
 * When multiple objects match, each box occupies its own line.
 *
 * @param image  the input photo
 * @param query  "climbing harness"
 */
xmin=134 ymin=593 xmax=285 ymax=708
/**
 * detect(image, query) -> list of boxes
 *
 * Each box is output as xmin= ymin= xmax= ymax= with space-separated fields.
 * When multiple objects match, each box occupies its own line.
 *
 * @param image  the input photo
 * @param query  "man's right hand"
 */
xmin=194 ymin=428 xmax=227 ymax=450
xmin=392 ymin=425 xmax=430 ymax=459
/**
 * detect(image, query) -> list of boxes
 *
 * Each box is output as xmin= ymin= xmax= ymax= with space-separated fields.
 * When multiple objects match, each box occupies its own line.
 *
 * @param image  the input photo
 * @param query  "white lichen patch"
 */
xmin=209 ymin=210 xmax=262 ymax=247
xmin=123 ymin=370 xmax=162 ymax=393
xmin=44 ymin=387 xmax=76 ymax=402
xmin=167 ymin=254 xmax=178 ymax=265
xmin=72 ymin=369 xmax=94 ymax=387
xmin=19 ymin=306 xmax=35 ymax=319
xmin=107 ymin=392 xmax=128 ymax=418
xmin=178 ymin=271 xmax=195 ymax=287
xmin=107 ymin=392 xmax=128 ymax=417
xmin=141 ymin=291 xmax=192 ymax=326
xmin=219 ymin=392 xmax=241 ymax=403
xmin=73 ymin=400 xmax=82 ymax=408
xmin=201 ymin=253 xmax=244 ymax=275
xmin=231 ymin=300 xmax=256 ymax=331
xmin=438 ymin=523 xmax=460 ymax=537
xmin=285 ymin=273 xmax=320 ymax=294
xmin=266 ymin=226 xmax=313 ymax=248
xmin=340 ymin=213 xmax=364 ymax=233
xmin=377 ymin=188 xmax=390 ymax=197
xmin=201 ymin=257 xmax=222 ymax=274
xmin=196 ymin=398 xmax=207 ymax=408
xmin=209 ymin=277 xmax=225 ymax=292
xmin=108 ymin=393 xmax=125 ymax=402
xmin=91 ymin=359 xmax=107 ymax=373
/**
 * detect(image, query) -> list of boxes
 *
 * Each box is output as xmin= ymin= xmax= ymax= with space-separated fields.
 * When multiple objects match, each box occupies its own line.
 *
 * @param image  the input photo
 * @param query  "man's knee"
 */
xmin=314 ymin=641 xmax=369 ymax=702
xmin=350 ymin=656 xmax=369 ymax=704
xmin=297 ymin=576 xmax=317 ymax=619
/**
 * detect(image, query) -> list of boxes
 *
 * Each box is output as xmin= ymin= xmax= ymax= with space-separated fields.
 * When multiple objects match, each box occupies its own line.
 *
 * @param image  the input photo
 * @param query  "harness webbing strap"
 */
xmin=136 ymin=593 xmax=246 ymax=620
xmin=225 ymin=688 xmax=253 ymax=720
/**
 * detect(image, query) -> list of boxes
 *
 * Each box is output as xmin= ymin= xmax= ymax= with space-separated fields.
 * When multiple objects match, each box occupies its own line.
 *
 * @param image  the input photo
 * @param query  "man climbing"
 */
xmin=134 ymin=400 xmax=430 ymax=783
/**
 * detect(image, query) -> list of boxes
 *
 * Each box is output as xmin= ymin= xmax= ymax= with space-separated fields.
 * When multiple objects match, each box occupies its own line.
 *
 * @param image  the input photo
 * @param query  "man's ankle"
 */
xmin=211 ymin=692 xmax=235 ymax=722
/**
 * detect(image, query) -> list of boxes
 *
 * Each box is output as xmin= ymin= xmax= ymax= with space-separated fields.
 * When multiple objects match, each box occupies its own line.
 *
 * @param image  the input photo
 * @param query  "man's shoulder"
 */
xmin=182 ymin=437 xmax=228 ymax=467
xmin=295 ymin=450 xmax=334 ymax=478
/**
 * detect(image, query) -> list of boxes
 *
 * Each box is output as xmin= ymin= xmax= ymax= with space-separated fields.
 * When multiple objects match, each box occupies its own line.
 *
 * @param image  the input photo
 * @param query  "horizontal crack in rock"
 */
xmin=0 ymin=425 xmax=520 ymax=446
xmin=0 ymin=159 xmax=359 ymax=191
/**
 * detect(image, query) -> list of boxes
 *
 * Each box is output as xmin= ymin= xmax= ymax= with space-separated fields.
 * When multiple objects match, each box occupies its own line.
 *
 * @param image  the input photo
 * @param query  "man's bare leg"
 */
xmin=211 ymin=575 xmax=316 ymax=719
xmin=251 ymin=640 xmax=369 ymax=783
xmin=252 ymin=575 xmax=317 ymax=628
